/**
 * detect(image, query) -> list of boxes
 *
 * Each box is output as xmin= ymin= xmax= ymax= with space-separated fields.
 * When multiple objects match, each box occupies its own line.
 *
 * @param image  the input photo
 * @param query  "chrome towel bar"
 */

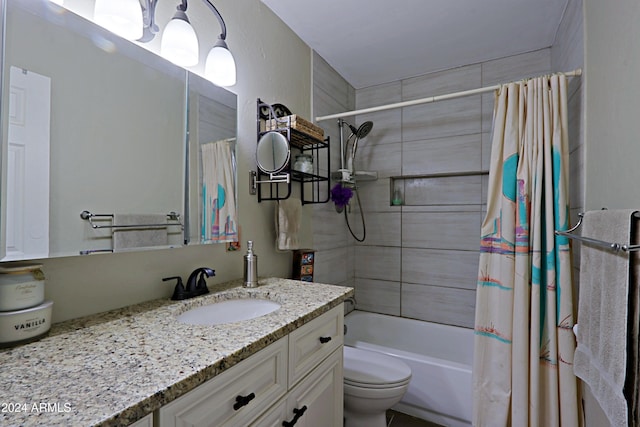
xmin=80 ymin=210 xmax=182 ymax=230
xmin=554 ymin=212 xmax=640 ymax=252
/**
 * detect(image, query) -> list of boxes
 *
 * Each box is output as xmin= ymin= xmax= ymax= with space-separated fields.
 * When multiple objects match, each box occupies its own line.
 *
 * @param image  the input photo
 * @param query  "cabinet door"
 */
xmin=282 ymin=347 xmax=343 ymax=427
xmin=157 ymin=337 xmax=287 ymax=427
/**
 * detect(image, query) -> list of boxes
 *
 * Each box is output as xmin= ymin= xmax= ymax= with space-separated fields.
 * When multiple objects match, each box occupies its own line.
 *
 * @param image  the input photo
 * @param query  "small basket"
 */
xmin=261 ymin=114 xmax=325 ymax=142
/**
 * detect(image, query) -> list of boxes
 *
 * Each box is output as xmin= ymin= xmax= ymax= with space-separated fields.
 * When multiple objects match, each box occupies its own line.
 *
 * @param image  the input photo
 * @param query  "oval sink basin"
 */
xmin=177 ymin=298 xmax=281 ymax=326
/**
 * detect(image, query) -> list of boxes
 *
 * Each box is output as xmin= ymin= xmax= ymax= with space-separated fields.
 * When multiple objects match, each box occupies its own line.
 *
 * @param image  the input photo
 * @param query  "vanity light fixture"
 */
xmin=94 ymin=0 xmax=144 ymax=41
xmin=93 ymin=0 xmax=236 ymax=87
xmin=49 ymin=0 xmax=65 ymax=5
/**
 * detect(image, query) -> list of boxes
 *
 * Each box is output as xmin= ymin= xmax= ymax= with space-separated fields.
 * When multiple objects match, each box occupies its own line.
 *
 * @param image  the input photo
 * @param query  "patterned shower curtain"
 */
xmin=473 ymin=75 xmax=580 ymax=426
xmin=201 ymin=139 xmax=238 ymax=243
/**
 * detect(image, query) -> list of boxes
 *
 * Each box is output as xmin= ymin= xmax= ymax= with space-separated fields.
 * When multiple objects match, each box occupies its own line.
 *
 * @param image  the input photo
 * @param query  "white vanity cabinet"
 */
xmin=155 ymin=304 xmax=344 ymax=427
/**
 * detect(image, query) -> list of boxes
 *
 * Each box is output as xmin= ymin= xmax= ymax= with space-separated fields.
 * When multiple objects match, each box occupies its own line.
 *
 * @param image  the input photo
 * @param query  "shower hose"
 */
xmin=344 ymin=185 xmax=366 ymax=242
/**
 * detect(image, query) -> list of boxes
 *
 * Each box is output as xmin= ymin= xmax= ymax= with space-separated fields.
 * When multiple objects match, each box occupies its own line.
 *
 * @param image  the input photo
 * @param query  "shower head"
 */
xmin=355 ymin=121 xmax=373 ymax=139
xmin=338 ymin=119 xmax=375 ymax=173
xmin=341 ymin=120 xmax=374 ymax=139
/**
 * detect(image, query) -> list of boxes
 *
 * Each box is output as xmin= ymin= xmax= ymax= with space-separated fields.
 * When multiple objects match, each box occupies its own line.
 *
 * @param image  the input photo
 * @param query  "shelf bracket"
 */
xmin=250 ymin=171 xmax=290 ymax=195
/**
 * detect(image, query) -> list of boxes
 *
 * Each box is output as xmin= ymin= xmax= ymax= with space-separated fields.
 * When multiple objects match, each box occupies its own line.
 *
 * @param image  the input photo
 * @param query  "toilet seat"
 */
xmin=344 ymin=346 xmax=412 ymax=389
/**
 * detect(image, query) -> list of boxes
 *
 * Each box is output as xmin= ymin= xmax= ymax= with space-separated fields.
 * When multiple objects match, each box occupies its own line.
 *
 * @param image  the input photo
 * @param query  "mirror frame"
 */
xmin=256 ymin=131 xmax=290 ymax=174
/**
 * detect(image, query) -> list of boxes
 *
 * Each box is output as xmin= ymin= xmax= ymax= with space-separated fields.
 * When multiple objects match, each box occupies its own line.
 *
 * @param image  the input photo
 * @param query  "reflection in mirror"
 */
xmin=185 ymin=72 xmax=238 ymax=245
xmin=0 ymin=1 xmax=237 ymax=259
xmin=256 ymin=132 xmax=290 ymax=174
xmin=1 ymin=0 xmax=187 ymax=260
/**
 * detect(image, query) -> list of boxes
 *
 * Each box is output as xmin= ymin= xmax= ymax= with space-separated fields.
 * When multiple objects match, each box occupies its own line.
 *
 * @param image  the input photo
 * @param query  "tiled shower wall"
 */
xmin=312 ymin=0 xmax=584 ymax=329
xmin=350 ymin=50 xmax=552 ymax=328
xmin=312 ymin=53 xmax=356 ymax=288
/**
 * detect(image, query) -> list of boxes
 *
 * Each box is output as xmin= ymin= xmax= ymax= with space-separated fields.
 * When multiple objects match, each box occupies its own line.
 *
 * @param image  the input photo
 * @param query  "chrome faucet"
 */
xmin=163 ymin=267 xmax=215 ymax=300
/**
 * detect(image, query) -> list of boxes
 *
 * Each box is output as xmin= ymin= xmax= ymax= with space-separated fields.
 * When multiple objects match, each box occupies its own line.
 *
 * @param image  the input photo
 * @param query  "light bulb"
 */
xmin=94 ymin=0 xmax=143 ymax=41
xmin=205 ymin=41 xmax=236 ymax=87
xmin=161 ymin=15 xmax=199 ymax=67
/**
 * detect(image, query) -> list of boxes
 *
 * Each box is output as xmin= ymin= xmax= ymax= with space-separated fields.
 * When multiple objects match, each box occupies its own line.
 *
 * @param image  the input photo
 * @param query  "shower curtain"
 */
xmin=473 ymin=75 xmax=580 ymax=426
xmin=201 ymin=139 xmax=238 ymax=243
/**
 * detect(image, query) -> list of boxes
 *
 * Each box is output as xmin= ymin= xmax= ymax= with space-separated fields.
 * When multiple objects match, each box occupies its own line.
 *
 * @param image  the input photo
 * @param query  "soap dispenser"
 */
xmin=244 ymin=240 xmax=258 ymax=288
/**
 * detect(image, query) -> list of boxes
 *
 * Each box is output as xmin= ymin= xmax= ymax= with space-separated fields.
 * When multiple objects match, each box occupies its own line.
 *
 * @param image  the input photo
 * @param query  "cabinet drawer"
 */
xmin=157 ymin=336 xmax=287 ymax=427
xmin=288 ymin=304 xmax=343 ymax=387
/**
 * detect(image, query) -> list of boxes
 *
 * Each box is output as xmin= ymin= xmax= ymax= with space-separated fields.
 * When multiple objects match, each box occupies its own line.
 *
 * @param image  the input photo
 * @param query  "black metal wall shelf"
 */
xmin=254 ymin=99 xmax=330 ymax=205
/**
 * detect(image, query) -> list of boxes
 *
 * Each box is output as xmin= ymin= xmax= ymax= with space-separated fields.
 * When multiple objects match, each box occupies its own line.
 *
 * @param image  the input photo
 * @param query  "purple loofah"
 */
xmin=330 ymin=183 xmax=353 ymax=209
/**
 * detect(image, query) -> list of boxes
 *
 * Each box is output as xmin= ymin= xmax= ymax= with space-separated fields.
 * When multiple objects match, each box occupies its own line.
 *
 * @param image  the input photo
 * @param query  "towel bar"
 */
xmin=80 ymin=210 xmax=182 ymax=230
xmin=554 ymin=212 xmax=640 ymax=252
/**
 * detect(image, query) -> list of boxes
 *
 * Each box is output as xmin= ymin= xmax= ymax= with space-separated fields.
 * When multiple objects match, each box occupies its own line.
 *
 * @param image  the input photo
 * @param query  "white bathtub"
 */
xmin=344 ymin=310 xmax=473 ymax=427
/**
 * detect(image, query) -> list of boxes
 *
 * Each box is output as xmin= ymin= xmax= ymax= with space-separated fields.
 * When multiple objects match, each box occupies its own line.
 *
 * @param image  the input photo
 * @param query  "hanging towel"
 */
xmin=201 ymin=139 xmax=238 ymax=243
xmin=276 ymin=198 xmax=301 ymax=250
xmin=574 ymin=209 xmax=638 ymax=427
xmin=625 ymin=221 xmax=640 ymax=427
xmin=112 ymin=214 xmax=168 ymax=252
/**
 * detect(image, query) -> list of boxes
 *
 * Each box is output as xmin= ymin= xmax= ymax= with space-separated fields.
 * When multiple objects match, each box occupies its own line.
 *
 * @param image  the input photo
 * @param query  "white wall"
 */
xmin=582 ymin=0 xmax=640 ymax=425
xmin=23 ymin=0 xmax=315 ymax=323
xmin=584 ymin=0 xmax=640 ymax=210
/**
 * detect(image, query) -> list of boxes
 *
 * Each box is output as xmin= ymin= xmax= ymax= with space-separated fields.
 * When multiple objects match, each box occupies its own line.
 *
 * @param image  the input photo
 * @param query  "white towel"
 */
xmin=573 ymin=209 xmax=637 ymax=427
xmin=275 ymin=198 xmax=301 ymax=250
xmin=112 ymin=214 xmax=168 ymax=252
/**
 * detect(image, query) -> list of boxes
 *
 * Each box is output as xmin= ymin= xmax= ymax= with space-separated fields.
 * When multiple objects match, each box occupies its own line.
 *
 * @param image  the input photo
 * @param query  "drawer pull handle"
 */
xmin=319 ymin=336 xmax=332 ymax=344
xmin=233 ymin=392 xmax=255 ymax=410
xmin=282 ymin=405 xmax=307 ymax=427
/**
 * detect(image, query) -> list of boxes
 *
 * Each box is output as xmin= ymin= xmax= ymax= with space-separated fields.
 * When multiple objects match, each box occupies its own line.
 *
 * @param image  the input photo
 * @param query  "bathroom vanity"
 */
xmin=0 ymin=278 xmax=352 ymax=426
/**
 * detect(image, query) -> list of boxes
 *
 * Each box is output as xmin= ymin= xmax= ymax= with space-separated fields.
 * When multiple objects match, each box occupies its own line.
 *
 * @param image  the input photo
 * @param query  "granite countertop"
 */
xmin=0 ymin=278 xmax=353 ymax=427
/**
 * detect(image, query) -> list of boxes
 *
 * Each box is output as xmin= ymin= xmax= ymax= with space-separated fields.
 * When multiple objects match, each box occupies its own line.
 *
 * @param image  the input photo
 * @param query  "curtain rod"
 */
xmin=315 ymin=68 xmax=582 ymax=122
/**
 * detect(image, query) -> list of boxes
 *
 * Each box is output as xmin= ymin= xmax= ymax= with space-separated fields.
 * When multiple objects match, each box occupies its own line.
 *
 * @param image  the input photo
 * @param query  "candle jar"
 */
xmin=293 ymin=154 xmax=313 ymax=174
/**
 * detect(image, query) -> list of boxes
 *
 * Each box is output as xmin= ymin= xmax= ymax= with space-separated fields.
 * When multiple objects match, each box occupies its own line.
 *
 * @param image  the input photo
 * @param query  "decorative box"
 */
xmin=292 ymin=249 xmax=316 ymax=282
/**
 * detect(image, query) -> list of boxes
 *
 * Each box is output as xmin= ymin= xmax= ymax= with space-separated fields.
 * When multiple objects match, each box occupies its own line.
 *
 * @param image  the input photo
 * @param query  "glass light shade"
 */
xmin=49 ymin=0 xmax=64 ymax=5
xmin=94 ymin=0 xmax=143 ymax=41
xmin=205 ymin=45 xmax=237 ymax=87
xmin=161 ymin=18 xmax=199 ymax=67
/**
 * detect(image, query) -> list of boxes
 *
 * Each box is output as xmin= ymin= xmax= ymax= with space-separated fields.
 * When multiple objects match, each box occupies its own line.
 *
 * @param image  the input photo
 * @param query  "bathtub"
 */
xmin=344 ymin=310 xmax=473 ymax=427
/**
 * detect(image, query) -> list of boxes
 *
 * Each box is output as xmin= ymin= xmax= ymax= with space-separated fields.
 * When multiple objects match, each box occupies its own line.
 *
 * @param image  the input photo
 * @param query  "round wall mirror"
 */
xmin=256 ymin=131 xmax=290 ymax=173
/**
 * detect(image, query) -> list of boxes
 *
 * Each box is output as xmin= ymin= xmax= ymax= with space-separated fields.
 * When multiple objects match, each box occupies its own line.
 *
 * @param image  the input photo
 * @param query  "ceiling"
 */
xmin=261 ymin=0 xmax=570 ymax=89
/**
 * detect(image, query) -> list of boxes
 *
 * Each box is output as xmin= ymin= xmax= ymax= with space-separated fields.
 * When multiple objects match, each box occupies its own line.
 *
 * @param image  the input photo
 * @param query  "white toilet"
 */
xmin=343 ymin=346 xmax=412 ymax=427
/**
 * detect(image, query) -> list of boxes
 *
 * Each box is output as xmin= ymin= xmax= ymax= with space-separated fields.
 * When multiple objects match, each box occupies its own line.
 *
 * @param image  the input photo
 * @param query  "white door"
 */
xmin=3 ymin=66 xmax=51 ymax=261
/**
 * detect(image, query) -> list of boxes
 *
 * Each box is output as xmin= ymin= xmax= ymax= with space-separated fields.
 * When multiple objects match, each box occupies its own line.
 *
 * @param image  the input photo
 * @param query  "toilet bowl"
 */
xmin=343 ymin=346 xmax=412 ymax=427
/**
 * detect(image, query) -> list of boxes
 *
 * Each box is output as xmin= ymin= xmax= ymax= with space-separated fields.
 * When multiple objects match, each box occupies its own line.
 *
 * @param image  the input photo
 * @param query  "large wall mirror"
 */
xmin=0 ymin=0 xmax=237 ymax=260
